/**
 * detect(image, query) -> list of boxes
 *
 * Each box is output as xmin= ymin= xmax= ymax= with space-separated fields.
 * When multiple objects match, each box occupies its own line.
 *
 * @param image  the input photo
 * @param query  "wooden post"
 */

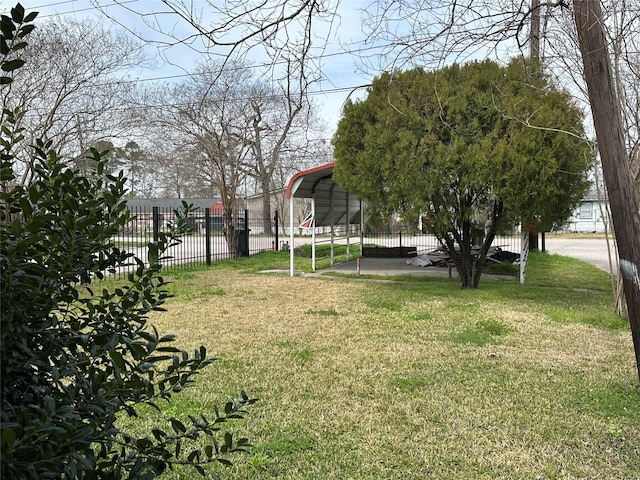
xmin=530 ymin=0 xmax=540 ymax=59
xmin=574 ymin=0 xmax=640 ymax=383
xmin=529 ymin=0 xmax=541 ymax=252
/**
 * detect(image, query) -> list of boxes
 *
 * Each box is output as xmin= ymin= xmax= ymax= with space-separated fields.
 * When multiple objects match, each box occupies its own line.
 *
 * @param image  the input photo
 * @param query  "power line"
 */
xmin=31 ymin=0 xmax=76 ymax=8
xmin=28 ymin=1 xmax=385 ymax=80
xmin=22 ymin=2 xmax=639 ymax=120
xmin=33 ymin=0 xmax=141 ymax=18
xmin=21 ymin=10 xmax=379 ymax=93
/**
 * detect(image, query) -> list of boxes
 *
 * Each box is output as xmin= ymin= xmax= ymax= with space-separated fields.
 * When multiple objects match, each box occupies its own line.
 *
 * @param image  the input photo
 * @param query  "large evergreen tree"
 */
xmin=333 ymin=59 xmax=591 ymax=288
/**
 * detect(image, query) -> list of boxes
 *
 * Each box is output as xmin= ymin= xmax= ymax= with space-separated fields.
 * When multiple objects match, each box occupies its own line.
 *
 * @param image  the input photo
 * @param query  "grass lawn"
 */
xmin=132 ymin=251 xmax=639 ymax=479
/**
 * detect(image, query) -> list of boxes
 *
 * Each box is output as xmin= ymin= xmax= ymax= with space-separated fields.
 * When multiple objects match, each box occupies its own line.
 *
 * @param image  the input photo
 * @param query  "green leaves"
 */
xmin=1 ymin=3 xmax=37 ymax=84
xmin=333 ymin=58 xmax=590 ymax=288
xmin=170 ymin=417 xmax=187 ymax=434
xmin=2 ymin=145 xmax=257 ymax=479
xmin=1 ymin=6 xmax=256 ymax=477
xmin=1 ymin=58 xmax=24 ymax=72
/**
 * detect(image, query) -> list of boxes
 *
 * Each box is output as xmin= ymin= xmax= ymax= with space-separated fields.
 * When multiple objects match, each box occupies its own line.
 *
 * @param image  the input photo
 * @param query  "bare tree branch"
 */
xmin=6 ymin=16 xmax=148 ymax=183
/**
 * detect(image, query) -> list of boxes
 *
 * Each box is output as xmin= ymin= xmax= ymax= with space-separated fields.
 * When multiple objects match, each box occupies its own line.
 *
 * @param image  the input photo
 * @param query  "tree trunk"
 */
xmin=444 ymin=219 xmax=479 ymax=289
xmin=261 ymin=184 xmax=272 ymax=235
xmin=223 ymin=206 xmax=236 ymax=258
xmin=574 ymin=0 xmax=640 ymax=383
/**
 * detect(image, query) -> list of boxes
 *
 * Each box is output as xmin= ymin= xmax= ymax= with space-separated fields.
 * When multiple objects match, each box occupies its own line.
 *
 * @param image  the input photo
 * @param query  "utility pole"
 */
xmin=528 ymin=0 xmax=541 ymax=250
xmin=574 ymin=0 xmax=640 ymax=383
xmin=530 ymin=0 xmax=540 ymax=59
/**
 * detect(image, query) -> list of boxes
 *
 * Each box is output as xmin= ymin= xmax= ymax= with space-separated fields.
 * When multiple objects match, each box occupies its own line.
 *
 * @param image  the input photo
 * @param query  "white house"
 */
xmin=565 ymin=188 xmax=610 ymax=233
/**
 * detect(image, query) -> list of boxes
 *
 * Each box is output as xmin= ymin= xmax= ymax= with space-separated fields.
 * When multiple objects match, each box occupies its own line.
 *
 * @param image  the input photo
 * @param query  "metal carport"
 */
xmin=286 ymin=162 xmax=362 ymax=276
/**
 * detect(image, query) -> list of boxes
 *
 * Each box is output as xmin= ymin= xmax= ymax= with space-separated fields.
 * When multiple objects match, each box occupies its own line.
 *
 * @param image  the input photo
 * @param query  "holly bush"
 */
xmin=1 ymin=5 xmax=256 ymax=479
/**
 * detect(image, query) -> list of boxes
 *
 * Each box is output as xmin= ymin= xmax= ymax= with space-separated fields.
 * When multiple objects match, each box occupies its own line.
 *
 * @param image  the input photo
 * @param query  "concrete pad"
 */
xmin=315 ymin=257 xmax=514 ymax=281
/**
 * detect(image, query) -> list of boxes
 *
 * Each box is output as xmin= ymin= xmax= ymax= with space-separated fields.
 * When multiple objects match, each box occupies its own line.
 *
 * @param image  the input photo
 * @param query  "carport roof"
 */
xmin=286 ymin=162 xmax=361 ymax=227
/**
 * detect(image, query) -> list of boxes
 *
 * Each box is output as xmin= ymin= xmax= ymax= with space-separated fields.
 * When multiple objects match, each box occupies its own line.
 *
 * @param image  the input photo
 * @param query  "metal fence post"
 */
xmin=243 ymin=208 xmax=249 ymax=257
xmin=274 ymin=210 xmax=279 ymax=251
xmin=152 ymin=206 xmax=159 ymax=243
xmin=205 ymin=207 xmax=211 ymax=266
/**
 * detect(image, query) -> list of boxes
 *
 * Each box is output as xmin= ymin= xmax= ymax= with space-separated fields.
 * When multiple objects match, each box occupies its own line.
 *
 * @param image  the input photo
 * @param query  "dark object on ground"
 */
xmin=406 ymin=247 xmax=520 ymax=268
xmin=362 ymin=246 xmax=417 ymax=258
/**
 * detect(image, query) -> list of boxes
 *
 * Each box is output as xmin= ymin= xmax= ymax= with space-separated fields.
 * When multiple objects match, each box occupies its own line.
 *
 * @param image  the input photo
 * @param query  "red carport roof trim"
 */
xmin=286 ymin=162 xmax=336 ymax=199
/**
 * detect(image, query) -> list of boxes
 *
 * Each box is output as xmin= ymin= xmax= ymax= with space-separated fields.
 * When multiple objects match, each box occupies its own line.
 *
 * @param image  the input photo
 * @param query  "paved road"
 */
xmin=543 ymin=236 xmax=618 ymax=272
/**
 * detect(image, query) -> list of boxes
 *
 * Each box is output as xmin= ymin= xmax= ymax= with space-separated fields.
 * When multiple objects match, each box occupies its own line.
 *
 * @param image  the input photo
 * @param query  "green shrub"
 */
xmin=1 ymin=7 xmax=255 ymax=478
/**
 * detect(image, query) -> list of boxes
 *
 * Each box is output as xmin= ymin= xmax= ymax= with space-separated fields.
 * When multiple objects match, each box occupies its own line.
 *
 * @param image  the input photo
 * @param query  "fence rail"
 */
xmin=359 ymin=227 xmax=523 ymax=257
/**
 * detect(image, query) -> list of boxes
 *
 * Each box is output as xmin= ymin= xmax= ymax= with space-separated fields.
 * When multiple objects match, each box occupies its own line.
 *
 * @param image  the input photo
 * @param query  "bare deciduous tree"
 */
xmin=151 ymin=56 xmax=326 ymax=240
xmin=244 ymin=59 xmax=325 ymax=233
xmin=3 ymin=16 xmax=148 ymax=184
xmin=515 ymin=0 xmax=640 ymax=352
xmin=90 ymin=0 xmax=336 ymax=100
xmin=157 ymin=61 xmax=255 ymax=257
xmin=151 ymin=146 xmax=207 ymax=199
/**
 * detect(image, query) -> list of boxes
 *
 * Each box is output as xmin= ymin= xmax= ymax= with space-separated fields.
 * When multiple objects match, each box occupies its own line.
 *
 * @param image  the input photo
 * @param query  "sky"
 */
xmin=18 ymin=0 xmax=549 ymax=139
xmin=25 ymin=0 xmax=379 ymax=134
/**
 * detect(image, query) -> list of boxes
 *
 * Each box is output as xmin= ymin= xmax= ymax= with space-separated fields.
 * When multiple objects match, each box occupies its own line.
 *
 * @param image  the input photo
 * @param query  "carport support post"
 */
xmin=311 ymin=195 xmax=316 ymax=272
xmin=289 ymin=193 xmax=295 ymax=276
xmin=330 ymin=185 xmax=335 ymax=266
xmin=360 ymin=201 xmax=364 ymax=256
